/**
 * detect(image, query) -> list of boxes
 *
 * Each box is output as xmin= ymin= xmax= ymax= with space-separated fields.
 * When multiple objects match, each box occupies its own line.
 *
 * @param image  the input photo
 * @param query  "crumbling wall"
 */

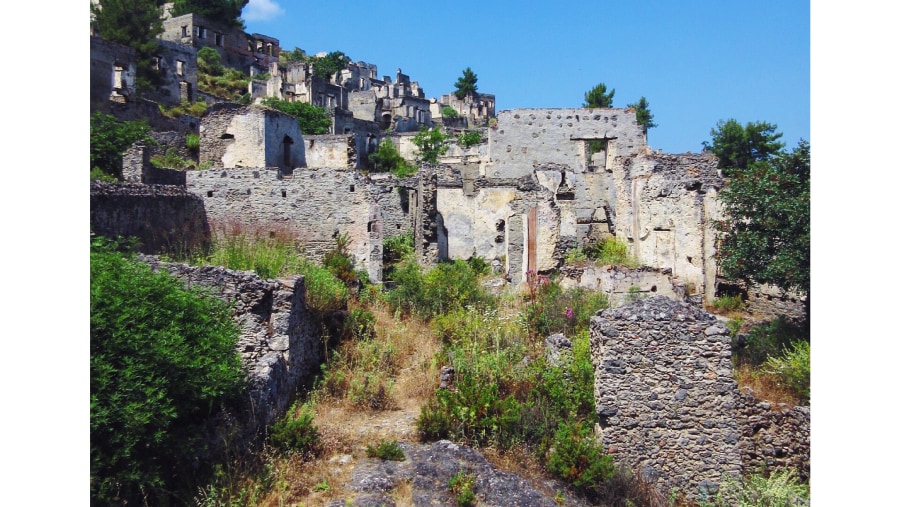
xmin=186 ymin=166 xmax=410 ymax=282
xmin=612 ymin=152 xmax=723 ymax=305
xmin=90 ymin=182 xmax=210 ymax=255
xmin=200 ymin=103 xmax=305 ymax=170
xmin=122 ymin=143 xmax=187 ymax=185
xmin=590 ymin=296 xmax=809 ymax=500
xmin=304 ymin=134 xmax=355 ymax=168
xmin=136 ymin=257 xmax=322 ymax=431
xmin=90 ymin=36 xmax=136 ymax=108
xmin=559 ymin=265 xmax=681 ymax=306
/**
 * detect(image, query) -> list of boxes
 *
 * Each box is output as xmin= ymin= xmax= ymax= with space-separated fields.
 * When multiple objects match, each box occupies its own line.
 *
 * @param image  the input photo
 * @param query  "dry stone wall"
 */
xmin=90 ymin=182 xmax=210 ymax=255
xmin=136 ymin=256 xmax=322 ymax=433
xmin=590 ymin=296 xmax=810 ymax=499
xmin=186 ymin=166 xmax=414 ymax=281
xmin=200 ymin=103 xmax=306 ymax=171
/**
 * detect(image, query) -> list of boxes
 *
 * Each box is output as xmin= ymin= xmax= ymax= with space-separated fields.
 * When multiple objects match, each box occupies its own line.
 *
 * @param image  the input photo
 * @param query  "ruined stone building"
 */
xmin=434 ymin=91 xmax=497 ymax=127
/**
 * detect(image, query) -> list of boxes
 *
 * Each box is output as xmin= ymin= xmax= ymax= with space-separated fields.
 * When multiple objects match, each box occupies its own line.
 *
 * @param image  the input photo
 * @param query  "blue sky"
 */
xmin=243 ymin=0 xmax=810 ymax=154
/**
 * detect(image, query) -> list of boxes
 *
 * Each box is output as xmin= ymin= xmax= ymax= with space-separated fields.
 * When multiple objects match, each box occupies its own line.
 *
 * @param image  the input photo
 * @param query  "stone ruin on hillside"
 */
xmin=590 ymin=296 xmax=810 ymax=500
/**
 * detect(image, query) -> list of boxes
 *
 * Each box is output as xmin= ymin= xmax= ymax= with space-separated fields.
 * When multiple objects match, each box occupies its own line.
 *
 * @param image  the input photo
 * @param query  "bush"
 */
xmin=197 ymin=46 xmax=224 ymax=76
xmin=546 ymin=422 xmax=615 ymax=490
xmin=365 ymin=440 xmax=406 ymax=461
xmin=369 ymin=139 xmax=416 ymax=178
xmin=261 ymin=98 xmax=331 ymax=135
xmin=269 ymin=403 xmax=320 ymax=456
xmin=91 ymin=238 xmax=246 ymax=505
xmin=90 ymin=111 xmax=151 ymax=179
xmin=523 ymin=275 xmax=608 ymax=338
xmin=585 ymin=237 xmax=637 ymax=267
xmin=458 ymin=130 xmax=483 ymax=148
xmin=297 ymin=259 xmax=350 ymax=314
xmin=448 ymin=471 xmax=477 ymax=507
xmin=186 ymin=132 xmax=201 ymax=151
xmin=702 ymin=469 xmax=809 ymax=506
xmin=441 ymin=106 xmax=460 ymax=118
xmin=412 ymin=126 xmax=449 ymax=164
xmin=322 ymin=232 xmax=358 ymax=287
xmin=734 ymin=317 xmax=809 ymax=367
xmin=346 ymin=308 xmax=376 ymax=340
xmin=150 ymin=147 xmax=191 ymax=169
xmin=713 ymin=294 xmax=744 ymax=312
xmin=385 ymin=259 xmax=492 ymax=320
xmin=762 ymin=339 xmax=810 ymax=404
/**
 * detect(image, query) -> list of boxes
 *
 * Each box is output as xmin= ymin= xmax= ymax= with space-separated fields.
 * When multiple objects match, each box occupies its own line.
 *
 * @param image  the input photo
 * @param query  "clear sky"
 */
xmin=243 ymin=0 xmax=810 ymax=155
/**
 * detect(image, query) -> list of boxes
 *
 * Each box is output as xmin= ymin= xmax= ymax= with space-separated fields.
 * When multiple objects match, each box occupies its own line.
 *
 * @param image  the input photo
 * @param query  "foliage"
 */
xmin=297 ymin=259 xmax=350 ymax=314
xmin=584 ymin=237 xmax=638 ymax=267
xmin=441 ymin=106 xmax=460 ymax=118
xmin=383 ymin=233 xmax=414 ymax=265
xmin=412 ymin=126 xmax=449 ymax=164
xmin=712 ymin=294 xmax=744 ymax=313
xmin=268 ymin=403 xmax=320 ymax=456
xmin=198 ymin=67 xmax=250 ymax=100
xmin=546 ymin=422 xmax=615 ymax=489
xmin=206 ymin=226 xmax=304 ymax=279
xmin=279 ymin=47 xmax=307 ymax=64
xmin=90 ymin=167 xmax=119 ymax=183
xmin=583 ymin=82 xmax=615 ymax=108
xmin=186 ymin=133 xmax=201 ymax=151
xmin=565 ymin=246 xmax=588 ymax=264
xmin=699 ymin=469 xmax=809 ymax=506
xmin=261 ymin=97 xmax=332 ymax=135
xmin=716 ymin=140 xmax=810 ymax=296
xmin=523 ymin=273 xmax=608 ymax=338
xmin=311 ymin=51 xmax=349 ymax=81
xmin=346 ymin=308 xmax=377 ymax=340
xmin=90 ymin=111 xmax=152 ymax=179
xmin=385 ymin=259 xmax=491 ymax=320
xmin=90 ymin=0 xmax=163 ymax=90
xmin=458 ymin=130 xmax=483 ymax=148
xmin=703 ymin=119 xmax=785 ymax=175
xmin=150 ymin=147 xmax=191 ymax=169
xmin=365 ymin=440 xmax=406 ymax=461
xmin=733 ymin=317 xmax=809 ymax=368
xmin=91 ymin=238 xmax=245 ymax=505
xmin=322 ymin=232 xmax=358 ymax=287
xmin=369 ymin=139 xmax=416 ymax=177
xmin=627 ymin=96 xmax=657 ymax=129
xmin=762 ymin=339 xmax=810 ymax=404
xmin=198 ymin=46 xmax=225 ymax=76
xmin=448 ymin=471 xmax=477 ymax=506
xmin=170 ymin=0 xmax=249 ymax=28
xmin=159 ymin=100 xmax=209 ymax=118
xmin=453 ymin=67 xmax=478 ymax=99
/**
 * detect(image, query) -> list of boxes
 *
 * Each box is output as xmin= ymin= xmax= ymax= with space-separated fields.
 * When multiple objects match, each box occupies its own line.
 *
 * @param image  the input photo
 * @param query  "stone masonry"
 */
xmin=590 ymin=296 xmax=809 ymax=499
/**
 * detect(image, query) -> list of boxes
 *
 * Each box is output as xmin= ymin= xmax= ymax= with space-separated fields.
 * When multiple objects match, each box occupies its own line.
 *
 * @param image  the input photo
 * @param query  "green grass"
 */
xmin=365 ymin=440 xmax=406 ymax=461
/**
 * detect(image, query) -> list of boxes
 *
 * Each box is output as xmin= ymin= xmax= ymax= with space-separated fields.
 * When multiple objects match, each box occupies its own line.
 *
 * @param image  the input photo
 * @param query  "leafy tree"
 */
xmin=369 ymin=139 xmax=416 ymax=177
xmin=626 ymin=96 xmax=657 ymax=130
xmin=716 ymin=139 xmax=810 ymax=298
xmin=441 ymin=106 xmax=460 ymax=119
xmin=90 ymin=0 xmax=164 ymax=90
xmin=311 ymin=51 xmax=349 ymax=81
xmin=458 ymin=130 xmax=483 ymax=147
xmin=280 ymin=47 xmax=308 ymax=64
xmin=703 ymin=119 xmax=785 ymax=176
xmin=197 ymin=46 xmax=225 ymax=76
xmin=412 ymin=126 xmax=449 ymax=164
xmin=261 ymin=98 xmax=332 ymax=135
xmin=90 ymin=238 xmax=246 ymax=505
xmin=90 ymin=111 xmax=152 ymax=179
xmin=454 ymin=67 xmax=478 ymax=100
xmin=583 ymin=83 xmax=615 ymax=108
xmin=170 ymin=0 xmax=249 ymax=28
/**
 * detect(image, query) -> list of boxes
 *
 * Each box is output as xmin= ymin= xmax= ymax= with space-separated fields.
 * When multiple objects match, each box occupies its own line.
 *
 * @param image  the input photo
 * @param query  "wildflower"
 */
xmin=565 ymin=307 xmax=574 ymax=319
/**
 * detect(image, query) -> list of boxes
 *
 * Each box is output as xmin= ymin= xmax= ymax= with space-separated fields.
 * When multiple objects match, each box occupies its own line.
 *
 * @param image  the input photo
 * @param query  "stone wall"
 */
xmin=122 ymin=143 xmax=188 ymax=185
xmin=590 ymin=296 xmax=810 ymax=499
xmin=90 ymin=36 xmax=135 ymax=109
xmin=186 ymin=166 xmax=414 ymax=282
xmin=136 ymin=257 xmax=322 ymax=432
xmin=305 ymin=134 xmax=355 ymax=168
xmin=200 ymin=103 xmax=306 ymax=171
xmin=612 ymin=151 xmax=723 ymax=304
xmin=559 ymin=265 xmax=683 ymax=307
xmin=90 ymin=182 xmax=210 ymax=255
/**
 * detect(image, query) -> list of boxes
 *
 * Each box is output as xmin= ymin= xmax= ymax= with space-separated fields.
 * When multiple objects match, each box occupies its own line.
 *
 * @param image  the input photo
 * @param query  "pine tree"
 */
xmin=454 ymin=67 xmax=478 ymax=100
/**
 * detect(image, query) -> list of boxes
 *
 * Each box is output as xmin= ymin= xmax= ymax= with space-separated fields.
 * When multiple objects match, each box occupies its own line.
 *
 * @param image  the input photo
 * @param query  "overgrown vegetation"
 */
xmin=268 ymin=403 xmax=321 ymax=457
xmin=412 ymin=125 xmax=449 ymax=164
xmin=448 ymin=471 xmax=477 ymax=506
xmin=310 ymin=51 xmax=349 ymax=81
xmin=91 ymin=238 xmax=246 ymax=505
xmin=159 ymin=100 xmax=209 ymax=118
xmin=369 ymin=139 xmax=416 ymax=177
xmin=365 ymin=440 xmax=406 ymax=461
xmin=261 ymin=97 xmax=332 ymax=135
xmin=90 ymin=111 xmax=152 ymax=180
xmin=458 ymin=130 xmax=483 ymax=147
xmin=698 ymin=469 xmax=809 ymax=507
xmin=170 ymin=0 xmax=249 ymax=28
xmin=732 ymin=317 xmax=810 ymax=405
xmin=441 ymin=106 xmax=460 ymax=118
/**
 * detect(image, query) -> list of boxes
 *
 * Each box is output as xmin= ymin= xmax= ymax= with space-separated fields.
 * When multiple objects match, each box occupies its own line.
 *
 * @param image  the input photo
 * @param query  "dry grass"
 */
xmin=733 ymin=363 xmax=802 ymax=407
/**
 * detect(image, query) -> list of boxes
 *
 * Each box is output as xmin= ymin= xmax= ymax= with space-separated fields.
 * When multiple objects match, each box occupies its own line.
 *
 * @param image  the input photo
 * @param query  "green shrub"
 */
xmin=261 ymin=97 xmax=331 ymax=135
xmin=546 ymin=422 xmax=615 ymax=489
xmin=713 ymin=294 xmax=744 ymax=312
xmin=347 ymin=308 xmax=376 ymax=340
xmin=90 ymin=166 xmax=119 ymax=182
xmin=91 ymin=238 xmax=246 ymax=505
xmin=523 ymin=275 xmax=608 ymax=337
xmin=585 ymin=237 xmax=637 ymax=267
xmin=297 ymin=259 xmax=349 ymax=314
xmin=159 ymin=100 xmax=208 ymax=119
xmin=90 ymin=111 xmax=151 ymax=179
xmin=701 ymin=469 xmax=809 ymax=506
xmin=365 ymin=440 xmax=406 ymax=461
xmin=762 ymin=339 xmax=810 ymax=404
xmin=269 ymin=403 xmax=320 ymax=456
xmin=458 ymin=130 xmax=483 ymax=147
xmin=441 ymin=106 xmax=460 ymax=118
xmin=186 ymin=132 xmax=201 ymax=151
xmin=383 ymin=232 xmax=414 ymax=264
xmin=322 ymin=232 xmax=358 ymax=287
xmin=150 ymin=147 xmax=191 ymax=169
xmin=197 ymin=46 xmax=224 ymax=76
xmin=734 ymin=317 xmax=809 ymax=367
xmin=448 ymin=471 xmax=477 ymax=507
xmin=565 ymin=246 xmax=588 ymax=264
xmin=385 ymin=259 xmax=491 ymax=320
xmin=412 ymin=125 xmax=449 ymax=164
xmin=369 ymin=139 xmax=416 ymax=177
